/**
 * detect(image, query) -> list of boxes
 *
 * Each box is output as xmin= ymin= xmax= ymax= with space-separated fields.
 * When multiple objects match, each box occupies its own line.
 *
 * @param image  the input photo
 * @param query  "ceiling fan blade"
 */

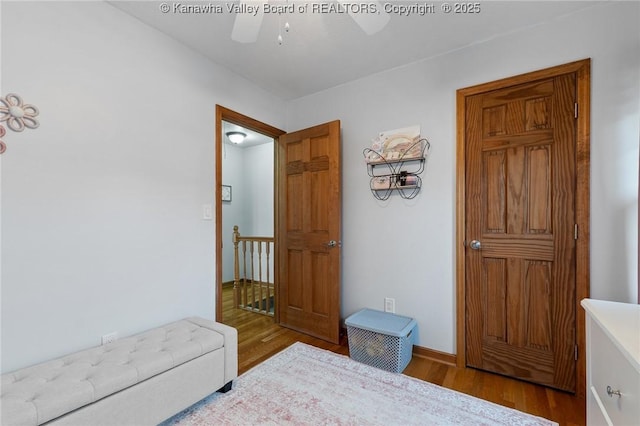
xmin=338 ymin=0 xmax=390 ymax=35
xmin=231 ymin=0 xmax=265 ymax=43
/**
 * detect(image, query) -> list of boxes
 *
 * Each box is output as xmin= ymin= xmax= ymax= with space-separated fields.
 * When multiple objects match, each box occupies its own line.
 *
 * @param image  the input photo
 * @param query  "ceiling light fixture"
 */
xmin=278 ymin=7 xmax=290 ymax=45
xmin=231 ymin=0 xmax=390 ymax=44
xmin=226 ymin=131 xmax=247 ymax=144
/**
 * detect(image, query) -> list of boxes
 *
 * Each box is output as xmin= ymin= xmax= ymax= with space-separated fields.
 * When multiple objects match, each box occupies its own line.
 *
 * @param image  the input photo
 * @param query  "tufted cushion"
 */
xmin=1 ymin=318 xmax=225 ymax=426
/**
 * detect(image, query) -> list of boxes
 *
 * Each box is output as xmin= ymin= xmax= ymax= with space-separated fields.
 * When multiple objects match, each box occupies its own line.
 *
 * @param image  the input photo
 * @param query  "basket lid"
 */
xmin=345 ymin=308 xmax=416 ymax=337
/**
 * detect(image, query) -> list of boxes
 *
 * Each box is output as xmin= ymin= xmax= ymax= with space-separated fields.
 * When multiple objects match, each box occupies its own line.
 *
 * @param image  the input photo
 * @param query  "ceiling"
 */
xmin=109 ymin=1 xmax=601 ymax=100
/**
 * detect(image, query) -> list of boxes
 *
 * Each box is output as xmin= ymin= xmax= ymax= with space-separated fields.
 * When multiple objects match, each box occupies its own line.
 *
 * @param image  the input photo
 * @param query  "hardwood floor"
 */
xmin=221 ymin=286 xmax=585 ymax=426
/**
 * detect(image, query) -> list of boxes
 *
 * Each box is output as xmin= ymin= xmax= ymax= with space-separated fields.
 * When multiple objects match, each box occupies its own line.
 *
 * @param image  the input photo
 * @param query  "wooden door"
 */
xmin=277 ymin=120 xmax=341 ymax=344
xmin=464 ymin=75 xmax=577 ymax=391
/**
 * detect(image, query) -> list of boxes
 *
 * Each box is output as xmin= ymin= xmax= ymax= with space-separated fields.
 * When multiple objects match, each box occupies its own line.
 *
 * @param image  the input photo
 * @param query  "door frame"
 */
xmin=215 ymin=105 xmax=286 ymax=322
xmin=455 ymin=59 xmax=591 ymax=399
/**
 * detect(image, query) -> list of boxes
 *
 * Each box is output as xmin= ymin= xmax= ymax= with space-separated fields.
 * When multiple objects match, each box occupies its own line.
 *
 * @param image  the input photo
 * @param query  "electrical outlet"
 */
xmin=384 ymin=297 xmax=395 ymax=314
xmin=101 ymin=332 xmax=118 ymax=345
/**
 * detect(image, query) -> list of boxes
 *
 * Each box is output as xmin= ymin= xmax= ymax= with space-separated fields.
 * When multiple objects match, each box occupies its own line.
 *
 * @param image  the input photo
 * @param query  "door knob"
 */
xmin=469 ymin=240 xmax=482 ymax=250
xmin=326 ymin=240 xmax=339 ymax=248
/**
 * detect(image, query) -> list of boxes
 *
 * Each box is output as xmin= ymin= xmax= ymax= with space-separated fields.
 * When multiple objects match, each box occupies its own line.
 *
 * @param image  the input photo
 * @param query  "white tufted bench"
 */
xmin=1 ymin=317 xmax=237 ymax=426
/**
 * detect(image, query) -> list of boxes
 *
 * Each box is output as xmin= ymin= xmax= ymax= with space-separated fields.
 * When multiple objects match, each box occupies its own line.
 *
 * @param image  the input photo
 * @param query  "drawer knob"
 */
xmin=606 ymin=385 xmax=621 ymax=398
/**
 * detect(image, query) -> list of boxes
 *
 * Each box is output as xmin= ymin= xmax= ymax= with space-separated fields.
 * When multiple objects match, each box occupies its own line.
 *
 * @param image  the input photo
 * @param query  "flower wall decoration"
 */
xmin=0 ymin=93 xmax=41 ymax=154
xmin=0 ymin=125 xmax=6 ymax=154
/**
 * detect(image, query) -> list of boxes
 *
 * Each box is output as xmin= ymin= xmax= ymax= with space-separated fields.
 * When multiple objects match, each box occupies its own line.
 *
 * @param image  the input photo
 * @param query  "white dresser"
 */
xmin=582 ymin=299 xmax=640 ymax=426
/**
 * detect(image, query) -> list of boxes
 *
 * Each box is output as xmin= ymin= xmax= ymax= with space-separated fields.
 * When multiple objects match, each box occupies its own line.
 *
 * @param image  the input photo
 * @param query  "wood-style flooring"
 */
xmin=221 ymin=286 xmax=585 ymax=426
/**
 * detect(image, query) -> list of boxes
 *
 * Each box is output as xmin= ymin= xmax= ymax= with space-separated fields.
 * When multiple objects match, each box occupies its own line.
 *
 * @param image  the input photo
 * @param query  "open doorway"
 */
xmin=215 ymin=106 xmax=285 ymax=323
xmin=221 ymin=121 xmax=275 ymax=317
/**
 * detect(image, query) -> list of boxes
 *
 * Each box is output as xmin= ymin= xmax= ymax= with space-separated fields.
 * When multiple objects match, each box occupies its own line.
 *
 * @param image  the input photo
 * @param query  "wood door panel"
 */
xmin=525 ymin=260 xmax=552 ymax=350
xmin=482 ymin=79 xmax=554 ymax=108
xmin=287 ymin=140 xmax=303 ymax=161
xmin=527 ymin=146 xmax=552 ymax=233
xmin=525 ymin=97 xmax=552 ymax=131
xmin=278 ymin=120 xmax=341 ymax=344
xmin=484 ymin=151 xmax=506 ymax=233
xmin=310 ymin=251 xmax=330 ymax=315
xmin=310 ymin=170 xmax=329 ymax=232
xmin=465 ymin=74 xmax=577 ymax=391
xmin=479 ymin=238 xmax=554 ymax=261
xmin=483 ymin=258 xmax=507 ymax=342
xmin=505 ymin=257 xmax=524 ymax=347
xmin=481 ymin=341 xmax=555 ymax=383
xmin=305 ymin=157 xmax=330 ymax=172
xmin=287 ymin=176 xmax=303 ymax=231
xmin=286 ymin=249 xmax=303 ymax=309
xmin=506 ymin=146 xmax=526 ymax=234
xmin=287 ymin=161 xmax=305 ymax=174
xmin=482 ymin=131 xmax=553 ymax=151
xmin=482 ymin=105 xmax=507 ymax=137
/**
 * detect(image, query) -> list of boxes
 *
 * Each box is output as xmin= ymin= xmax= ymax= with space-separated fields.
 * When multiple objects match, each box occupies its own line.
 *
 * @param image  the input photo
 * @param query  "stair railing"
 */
xmin=232 ymin=225 xmax=275 ymax=316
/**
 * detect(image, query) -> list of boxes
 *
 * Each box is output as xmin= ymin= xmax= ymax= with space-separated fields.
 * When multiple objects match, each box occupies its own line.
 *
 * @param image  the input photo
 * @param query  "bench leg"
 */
xmin=217 ymin=381 xmax=233 ymax=393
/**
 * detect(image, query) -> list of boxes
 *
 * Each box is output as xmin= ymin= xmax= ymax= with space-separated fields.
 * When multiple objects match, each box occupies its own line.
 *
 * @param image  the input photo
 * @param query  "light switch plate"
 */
xmin=202 ymin=204 xmax=213 ymax=220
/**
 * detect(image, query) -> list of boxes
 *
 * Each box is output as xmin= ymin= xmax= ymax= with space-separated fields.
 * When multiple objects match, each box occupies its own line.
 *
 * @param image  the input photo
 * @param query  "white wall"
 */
xmin=221 ymin=142 xmax=247 ymax=283
xmin=244 ymin=143 xmax=275 ymax=237
xmin=0 ymin=1 xmax=286 ymax=373
xmin=286 ymin=1 xmax=640 ymax=354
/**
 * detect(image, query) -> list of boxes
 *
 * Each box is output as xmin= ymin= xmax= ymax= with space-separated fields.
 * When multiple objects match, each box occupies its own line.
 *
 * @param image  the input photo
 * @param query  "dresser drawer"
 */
xmin=589 ymin=320 xmax=640 ymax=425
xmin=588 ymin=386 xmax=613 ymax=426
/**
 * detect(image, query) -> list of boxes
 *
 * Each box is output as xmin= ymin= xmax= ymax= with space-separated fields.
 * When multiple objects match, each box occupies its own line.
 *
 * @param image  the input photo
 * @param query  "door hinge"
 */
xmin=574 ymin=103 xmax=578 ymax=119
xmin=574 ymin=224 xmax=578 ymax=240
xmin=575 ymin=345 xmax=579 ymax=361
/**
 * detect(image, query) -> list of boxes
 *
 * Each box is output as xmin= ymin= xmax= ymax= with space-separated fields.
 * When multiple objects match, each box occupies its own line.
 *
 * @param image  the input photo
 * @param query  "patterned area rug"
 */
xmin=161 ymin=342 xmax=557 ymax=425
